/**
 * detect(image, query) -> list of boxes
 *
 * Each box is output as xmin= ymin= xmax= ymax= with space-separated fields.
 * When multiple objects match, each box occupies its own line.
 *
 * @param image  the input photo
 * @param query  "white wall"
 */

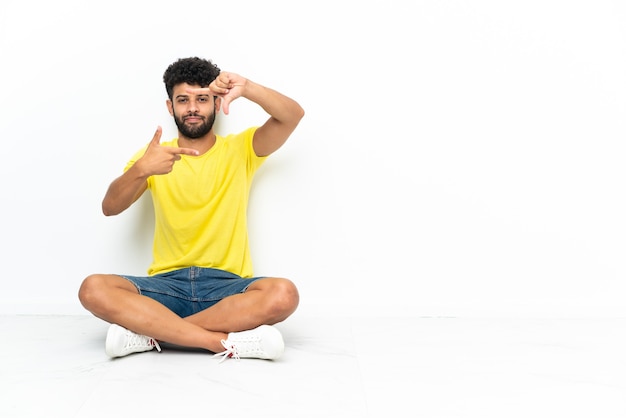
xmin=1 ymin=0 xmax=624 ymax=318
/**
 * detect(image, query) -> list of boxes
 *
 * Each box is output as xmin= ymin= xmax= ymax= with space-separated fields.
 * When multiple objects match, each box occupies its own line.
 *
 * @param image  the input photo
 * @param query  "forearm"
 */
xmin=242 ymin=80 xmax=304 ymax=127
xmin=240 ymin=80 xmax=304 ymax=156
xmin=102 ymin=164 xmax=149 ymax=216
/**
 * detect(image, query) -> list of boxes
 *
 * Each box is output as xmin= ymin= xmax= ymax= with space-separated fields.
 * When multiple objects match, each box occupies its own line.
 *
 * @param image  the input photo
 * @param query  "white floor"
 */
xmin=1 ymin=314 xmax=625 ymax=418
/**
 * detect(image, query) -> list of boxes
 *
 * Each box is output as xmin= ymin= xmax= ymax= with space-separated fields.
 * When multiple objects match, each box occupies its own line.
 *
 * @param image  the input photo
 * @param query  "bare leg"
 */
xmin=184 ymin=278 xmax=299 ymax=332
xmin=78 ymin=274 xmax=299 ymax=353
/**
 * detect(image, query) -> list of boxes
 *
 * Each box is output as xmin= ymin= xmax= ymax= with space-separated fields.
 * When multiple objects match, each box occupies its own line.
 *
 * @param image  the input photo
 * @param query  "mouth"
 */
xmin=184 ymin=115 xmax=204 ymax=124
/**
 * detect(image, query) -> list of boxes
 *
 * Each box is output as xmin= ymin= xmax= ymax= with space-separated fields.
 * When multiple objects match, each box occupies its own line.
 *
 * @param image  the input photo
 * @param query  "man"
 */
xmin=78 ymin=57 xmax=304 ymax=361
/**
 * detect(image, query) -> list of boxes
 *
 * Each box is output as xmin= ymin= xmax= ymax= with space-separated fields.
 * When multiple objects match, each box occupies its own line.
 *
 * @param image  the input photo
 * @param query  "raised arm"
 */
xmin=191 ymin=72 xmax=305 ymax=157
xmin=102 ymin=126 xmax=199 ymax=216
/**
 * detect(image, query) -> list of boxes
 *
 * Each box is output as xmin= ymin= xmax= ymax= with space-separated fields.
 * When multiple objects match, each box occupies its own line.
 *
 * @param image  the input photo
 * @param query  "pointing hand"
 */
xmin=138 ymin=126 xmax=199 ymax=175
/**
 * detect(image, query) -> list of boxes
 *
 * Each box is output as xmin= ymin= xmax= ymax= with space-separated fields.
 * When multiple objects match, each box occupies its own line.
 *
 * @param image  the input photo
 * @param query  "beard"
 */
xmin=173 ymin=110 xmax=216 ymax=139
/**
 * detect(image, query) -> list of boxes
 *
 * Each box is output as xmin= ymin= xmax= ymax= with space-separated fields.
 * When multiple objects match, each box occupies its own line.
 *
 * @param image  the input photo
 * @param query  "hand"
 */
xmin=138 ymin=126 xmax=199 ymax=175
xmin=188 ymin=72 xmax=247 ymax=115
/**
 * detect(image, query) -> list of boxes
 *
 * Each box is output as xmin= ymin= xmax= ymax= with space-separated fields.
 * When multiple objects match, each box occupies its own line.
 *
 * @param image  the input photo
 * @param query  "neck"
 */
xmin=178 ymin=132 xmax=217 ymax=155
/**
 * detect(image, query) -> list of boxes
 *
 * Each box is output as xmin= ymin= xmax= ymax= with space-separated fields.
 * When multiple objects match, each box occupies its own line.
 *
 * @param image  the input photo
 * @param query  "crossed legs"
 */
xmin=78 ymin=274 xmax=299 ymax=353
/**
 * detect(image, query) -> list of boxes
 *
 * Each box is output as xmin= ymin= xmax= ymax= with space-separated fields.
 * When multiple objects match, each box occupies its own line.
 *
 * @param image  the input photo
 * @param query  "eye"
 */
xmin=177 ymin=97 xmax=188 ymax=104
xmin=197 ymin=96 xmax=209 ymax=103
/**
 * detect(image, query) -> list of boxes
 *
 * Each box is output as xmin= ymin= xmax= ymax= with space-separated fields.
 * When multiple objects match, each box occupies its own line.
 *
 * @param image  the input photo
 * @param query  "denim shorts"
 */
xmin=120 ymin=266 xmax=263 ymax=318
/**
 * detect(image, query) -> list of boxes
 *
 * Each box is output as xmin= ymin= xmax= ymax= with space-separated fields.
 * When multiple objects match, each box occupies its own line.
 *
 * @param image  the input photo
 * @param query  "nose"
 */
xmin=187 ymin=100 xmax=199 ymax=113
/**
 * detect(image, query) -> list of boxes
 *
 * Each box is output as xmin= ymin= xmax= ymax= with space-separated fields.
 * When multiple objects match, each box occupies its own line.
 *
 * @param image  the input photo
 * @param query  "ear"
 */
xmin=166 ymin=99 xmax=174 ymax=116
xmin=214 ymin=97 xmax=222 ymax=113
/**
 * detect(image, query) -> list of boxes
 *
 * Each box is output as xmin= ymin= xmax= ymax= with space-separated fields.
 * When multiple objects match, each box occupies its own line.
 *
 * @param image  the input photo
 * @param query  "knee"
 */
xmin=268 ymin=278 xmax=300 ymax=319
xmin=77 ymin=274 xmax=107 ymax=310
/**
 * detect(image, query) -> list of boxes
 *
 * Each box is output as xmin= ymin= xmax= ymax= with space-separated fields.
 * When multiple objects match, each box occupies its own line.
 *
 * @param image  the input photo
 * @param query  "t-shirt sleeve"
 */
xmin=123 ymin=145 xmax=149 ymax=173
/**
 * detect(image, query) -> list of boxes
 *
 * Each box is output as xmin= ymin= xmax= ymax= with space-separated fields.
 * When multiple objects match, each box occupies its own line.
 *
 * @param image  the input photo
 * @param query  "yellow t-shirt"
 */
xmin=124 ymin=127 xmax=266 ymax=277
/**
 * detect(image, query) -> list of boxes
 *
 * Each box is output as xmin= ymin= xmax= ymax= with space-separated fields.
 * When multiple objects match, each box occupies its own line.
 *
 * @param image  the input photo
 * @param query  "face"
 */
xmin=168 ymin=83 xmax=216 ymax=139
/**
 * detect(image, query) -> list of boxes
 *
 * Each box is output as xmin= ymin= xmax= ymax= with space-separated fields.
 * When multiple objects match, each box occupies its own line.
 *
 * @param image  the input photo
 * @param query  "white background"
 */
xmin=0 ymin=0 xmax=624 ymax=318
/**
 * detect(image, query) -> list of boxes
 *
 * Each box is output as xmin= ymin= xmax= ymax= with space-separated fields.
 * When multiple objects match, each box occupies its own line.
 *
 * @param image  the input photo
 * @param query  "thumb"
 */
xmin=221 ymin=98 xmax=231 ymax=115
xmin=149 ymin=126 xmax=163 ymax=147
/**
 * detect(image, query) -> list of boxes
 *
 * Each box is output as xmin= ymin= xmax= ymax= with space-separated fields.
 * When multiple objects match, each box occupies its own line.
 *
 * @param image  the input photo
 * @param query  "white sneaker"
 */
xmin=105 ymin=324 xmax=162 ymax=358
xmin=213 ymin=325 xmax=284 ymax=362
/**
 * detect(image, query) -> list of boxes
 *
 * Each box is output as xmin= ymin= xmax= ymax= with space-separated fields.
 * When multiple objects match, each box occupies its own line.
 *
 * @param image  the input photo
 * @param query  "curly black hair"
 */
xmin=163 ymin=57 xmax=221 ymax=100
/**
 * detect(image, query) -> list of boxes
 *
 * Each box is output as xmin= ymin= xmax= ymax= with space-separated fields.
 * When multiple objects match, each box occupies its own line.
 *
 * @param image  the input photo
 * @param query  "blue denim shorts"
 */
xmin=120 ymin=267 xmax=263 ymax=318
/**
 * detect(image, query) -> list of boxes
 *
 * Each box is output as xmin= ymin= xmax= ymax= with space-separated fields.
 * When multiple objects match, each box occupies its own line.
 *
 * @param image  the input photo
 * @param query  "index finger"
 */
xmin=186 ymin=86 xmax=214 ymax=96
xmin=168 ymin=146 xmax=200 ymax=156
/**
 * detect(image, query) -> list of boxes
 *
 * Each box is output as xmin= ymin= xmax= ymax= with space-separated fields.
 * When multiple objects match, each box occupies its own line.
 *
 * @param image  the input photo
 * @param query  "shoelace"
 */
xmin=213 ymin=335 xmax=267 ymax=363
xmin=213 ymin=340 xmax=239 ymax=363
xmin=124 ymin=330 xmax=162 ymax=353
